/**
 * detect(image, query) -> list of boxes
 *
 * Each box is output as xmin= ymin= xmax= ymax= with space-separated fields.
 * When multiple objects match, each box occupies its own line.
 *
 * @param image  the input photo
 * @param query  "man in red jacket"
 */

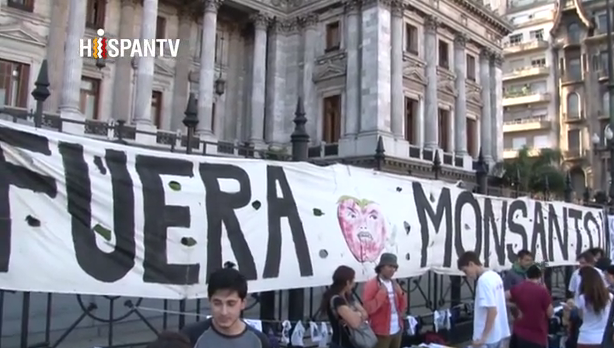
xmin=363 ymin=253 xmax=408 ymax=348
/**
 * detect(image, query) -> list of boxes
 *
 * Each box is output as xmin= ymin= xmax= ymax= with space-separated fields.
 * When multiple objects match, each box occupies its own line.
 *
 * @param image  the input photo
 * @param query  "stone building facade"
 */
xmin=0 ymin=0 xmax=510 ymax=164
xmin=550 ymin=0 xmax=613 ymax=193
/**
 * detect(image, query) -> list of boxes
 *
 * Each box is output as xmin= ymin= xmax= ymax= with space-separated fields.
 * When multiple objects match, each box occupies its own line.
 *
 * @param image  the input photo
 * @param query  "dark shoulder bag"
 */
xmin=329 ymin=295 xmax=377 ymax=348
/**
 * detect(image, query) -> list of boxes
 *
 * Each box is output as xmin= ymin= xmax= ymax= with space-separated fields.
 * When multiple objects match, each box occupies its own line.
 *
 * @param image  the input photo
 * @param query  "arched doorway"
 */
xmin=570 ymin=166 xmax=586 ymax=198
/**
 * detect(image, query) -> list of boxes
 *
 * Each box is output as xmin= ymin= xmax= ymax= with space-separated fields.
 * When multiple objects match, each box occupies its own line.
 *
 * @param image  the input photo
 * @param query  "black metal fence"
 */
xmin=0 ymin=60 xmax=600 ymax=348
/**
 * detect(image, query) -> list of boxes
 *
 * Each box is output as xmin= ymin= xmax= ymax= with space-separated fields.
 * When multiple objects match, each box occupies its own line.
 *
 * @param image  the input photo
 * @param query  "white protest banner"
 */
xmin=0 ymin=120 xmax=606 ymax=299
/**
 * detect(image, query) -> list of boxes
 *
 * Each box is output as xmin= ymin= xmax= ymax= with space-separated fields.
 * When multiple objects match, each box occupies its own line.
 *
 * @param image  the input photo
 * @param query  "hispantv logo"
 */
xmin=80 ymin=29 xmax=180 ymax=58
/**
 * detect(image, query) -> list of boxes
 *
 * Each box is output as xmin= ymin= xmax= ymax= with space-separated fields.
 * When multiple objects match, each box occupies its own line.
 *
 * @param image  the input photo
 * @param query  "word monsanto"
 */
xmin=0 ymin=120 xmax=606 ymax=299
xmin=79 ymin=29 xmax=180 ymax=59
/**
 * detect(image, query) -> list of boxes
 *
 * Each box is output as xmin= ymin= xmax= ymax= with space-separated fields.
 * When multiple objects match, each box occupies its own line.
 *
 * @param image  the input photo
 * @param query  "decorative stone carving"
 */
xmin=188 ymin=70 xmax=199 ymax=83
xmin=203 ymin=0 xmax=223 ymax=13
xmin=493 ymin=53 xmax=504 ymax=67
xmin=479 ymin=48 xmax=491 ymax=60
xmin=177 ymin=3 xmax=196 ymax=19
xmin=466 ymin=82 xmax=482 ymax=105
xmin=300 ymin=13 xmax=318 ymax=28
xmin=281 ymin=17 xmax=301 ymax=33
xmin=437 ymin=71 xmax=457 ymax=96
xmin=390 ymin=0 xmax=404 ymax=16
xmin=402 ymin=55 xmax=426 ymax=84
xmin=250 ymin=13 xmax=271 ymax=30
xmin=344 ymin=0 xmax=361 ymax=13
xmin=424 ymin=15 xmax=439 ymax=33
xmin=454 ymin=33 xmax=467 ymax=47
xmin=313 ymin=62 xmax=346 ymax=82
xmin=120 ymin=0 xmax=138 ymax=8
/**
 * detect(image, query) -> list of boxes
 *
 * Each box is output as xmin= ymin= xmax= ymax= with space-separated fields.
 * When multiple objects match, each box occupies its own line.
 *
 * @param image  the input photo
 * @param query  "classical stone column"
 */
xmin=493 ymin=54 xmax=504 ymax=161
xmin=453 ymin=33 xmax=467 ymax=155
xmin=133 ymin=0 xmax=159 ymax=124
xmin=301 ymin=14 xmax=318 ymax=141
xmin=196 ymin=0 xmax=221 ymax=135
xmin=479 ymin=49 xmax=492 ymax=162
xmin=343 ymin=0 xmax=360 ymax=137
xmin=265 ymin=19 xmax=288 ymax=144
xmin=58 ymin=0 xmax=87 ymax=120
xmin=424 ymin=15 xmax=439 ymax=149
xmin=46 ymin=0 xmax=69 ymax=112
xmin=249 ymin=13 xmax=268 ymax=144
xmin=170 ymin=7 xmax=193 ymax=130
xmin=390 ymin=0 xmax=404 ymax=138
xmin=112 ymin=0 xmax=136 ymax=122
xmin=489 ymin=55 xmax=497 ymax=161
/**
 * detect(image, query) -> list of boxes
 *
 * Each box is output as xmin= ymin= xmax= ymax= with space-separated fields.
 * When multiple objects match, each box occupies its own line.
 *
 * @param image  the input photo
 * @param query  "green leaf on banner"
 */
xmin=93 ymin=224 xmax=112 ymax=241
xmin=169 ymin=181 xmax=181 ymax=191
xmin=252 ymin=201 xmax=261 ymax=210
xmin=313 ymin=208 xmax=324 ymax=216
xmin=181 ymin=237 xmax=197 ymax=247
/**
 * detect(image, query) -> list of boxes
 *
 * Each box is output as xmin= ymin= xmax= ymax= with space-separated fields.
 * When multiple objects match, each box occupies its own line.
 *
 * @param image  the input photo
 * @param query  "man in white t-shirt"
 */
xmin=568 ymin=251 xmax=607 ymax=303
xmin=458 ymin=251 xmax=510 ymax=348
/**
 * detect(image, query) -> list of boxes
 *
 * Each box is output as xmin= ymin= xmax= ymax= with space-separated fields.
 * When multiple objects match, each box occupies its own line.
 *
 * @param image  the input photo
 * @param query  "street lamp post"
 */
xmin=606 ymin=0 xmax=614 ymax=202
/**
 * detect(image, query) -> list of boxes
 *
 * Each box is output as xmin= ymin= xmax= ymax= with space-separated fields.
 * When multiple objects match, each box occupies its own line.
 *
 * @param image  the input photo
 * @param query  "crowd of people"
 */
xmin=140 ymin=249 xmax=614 ymax=348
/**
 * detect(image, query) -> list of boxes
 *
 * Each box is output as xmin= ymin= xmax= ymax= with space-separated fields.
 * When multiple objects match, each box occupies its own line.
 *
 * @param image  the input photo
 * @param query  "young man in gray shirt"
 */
xmin=181 ymin=263 xmax=271 ymax=348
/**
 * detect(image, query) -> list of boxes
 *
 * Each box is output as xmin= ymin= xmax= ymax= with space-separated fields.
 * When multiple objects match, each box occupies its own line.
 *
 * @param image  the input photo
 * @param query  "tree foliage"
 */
xmin=496 ymin=146 xmax=566 ymax=195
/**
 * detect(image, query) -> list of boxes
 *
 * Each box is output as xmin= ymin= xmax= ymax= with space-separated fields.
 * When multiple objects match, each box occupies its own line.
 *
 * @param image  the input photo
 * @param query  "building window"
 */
xmin=404 ymin=97 xmax=417 ymax=143
xmin=467 ymin=117 xmax=477 ymax=157
xmin=0 ymin=59 xmax=30 ymax=108
xmin=568 ymin=58 xmax=581 ymax=80
xmin=438 ymin=40 xmax=449 ymax=69
xmin=603 ymin=92 xmax=609 ymax=116
xmin=601 ymin=51 xmax=608 ymax=72
xmin=529 ymin=29 xmax=544 ymax=41
xmin=7 ymin=0 xmax=33 ymax=12
xmin=156 ymin=16 xmax=166 ymax=40
xmin=438 ymin=108 xmax=449 ymax=151
xmin=598 ymin=14 xmax=608 ymax=33
xmin=405 ymin=24 xmax=418 ymax=54
xmin=322 ymin=95 xmax=341 ymax=143
xmin=466 ymin=54 xmax=476 ymax=81
xmin=86 ymin=0 xmax=106 ymax=29
xmin=509 ymin=33 xmax=523 ymax=45
xmin=79 ymin=77 xmax=100 ymax=120
xmin=531 ymin=57 xmax=546 ymax=67
xmin=151 ymin=91 xmax=162 ymax=127
xmin=567 ymin=129 xmax=581 ymax=150
xmin=325 ymin=21 xmax=341 ymax=52
xmin=568 ymin=23 xmax=580 ymax=43
xmin=512 ymin=137 xmax=526 ymax=149
xmin=567 ymin=92 xmax=580 ymax=117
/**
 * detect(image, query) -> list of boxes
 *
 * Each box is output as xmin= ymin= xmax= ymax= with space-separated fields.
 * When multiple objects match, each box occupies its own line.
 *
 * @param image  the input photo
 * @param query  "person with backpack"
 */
xmin=362 ymin=253 xmax=407 ymax=348
xmin=321 ymin=265 xmax=370 ymax=348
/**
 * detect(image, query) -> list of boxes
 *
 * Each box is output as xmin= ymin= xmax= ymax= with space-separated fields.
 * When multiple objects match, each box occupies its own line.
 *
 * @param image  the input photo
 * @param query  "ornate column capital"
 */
xmin=479 ymin=48 xmax=491 ymax=61
xmin=492 ymin=53 xmax=504 ymax=67
xmin=250 ymin=13 xmax=271 ymax=30
xmin=390 ymin=0 xmax=404 ymax=16
xmin=344 ymin=0 xmax=362 ymax=13
xmin=424 ymin=15 xmax=439 ymax=34
xmin=299 ymin=13 xmax=318 ymax=28
xmin=204 ymin=0 xmax=223 ymax=13
xmin=454 ymin=33 xmax=467 ymax=47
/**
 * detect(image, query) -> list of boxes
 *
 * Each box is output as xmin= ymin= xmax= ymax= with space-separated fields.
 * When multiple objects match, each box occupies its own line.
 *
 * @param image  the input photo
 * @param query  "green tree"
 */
xmin=497 ymin=146 xmax=566 ymax=196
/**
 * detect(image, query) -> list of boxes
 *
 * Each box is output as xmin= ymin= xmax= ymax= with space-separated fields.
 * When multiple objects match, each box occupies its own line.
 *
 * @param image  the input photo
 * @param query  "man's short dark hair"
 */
xmin=589 ymin=248 xmax=605 ymax=257
xmin=207 ymin=261 xmax=248 ymax=299
xmin=517 ymin=249 xmax=533 ymax=259
xmin=578 ymin=250 xmax=596 ymax=264
xmin=606 ymin=265 xmax=614 ymax=276
xmin=457 ymin=251 xmax=482 ymax=269
xmin=526 ymin=264 xmax=542 ymax=279
xmin=146 ymin=331 xmax=191 ymax=348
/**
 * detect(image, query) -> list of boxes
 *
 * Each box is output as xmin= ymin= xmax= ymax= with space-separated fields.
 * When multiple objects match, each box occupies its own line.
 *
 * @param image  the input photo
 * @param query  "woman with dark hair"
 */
xmin=320 ymin=265 xmax=367 ymax=348
xmin=576 ymin=266 xmax=613 ymax=348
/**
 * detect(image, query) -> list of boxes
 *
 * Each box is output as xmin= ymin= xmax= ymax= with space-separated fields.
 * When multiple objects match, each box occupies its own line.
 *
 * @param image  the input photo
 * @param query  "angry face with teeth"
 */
xmin=337 ymin=196 xmax=388 ymax=263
